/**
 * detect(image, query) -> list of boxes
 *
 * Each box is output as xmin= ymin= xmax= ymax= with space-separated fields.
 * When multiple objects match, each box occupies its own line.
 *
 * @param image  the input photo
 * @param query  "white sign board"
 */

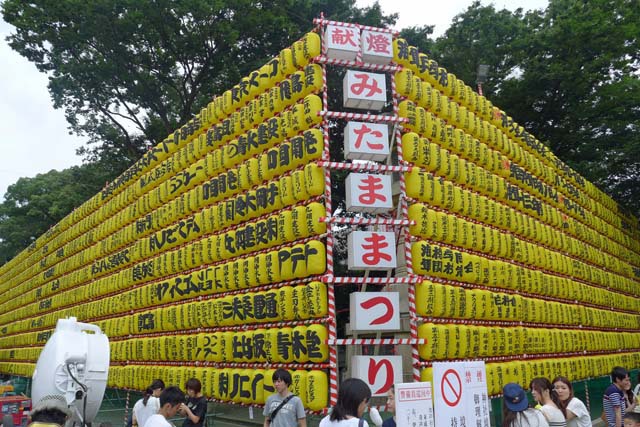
xmin=347 ymin=231 xmax=397 ymax=270
xmin=352 ymin=355 xmax=403 ymax=396
xmin=343 ymin=70 xmax=387 ymax=110
xmin=344 ymin=121 xmax=390 ymax=161
xmin=345 ymin=172 xmax=393 ymax=213
xmin=433 ymin=361 xmax=491 ymax=427
xmin=395 ymin=382 xmax=435 ymax=427
xmin=361 ymin=30 xmax=393 ymax=65
xmin=324 ymin=24 xmax=360 ymax=61
xmin=349 ymin=292 xmax=400 ymax=331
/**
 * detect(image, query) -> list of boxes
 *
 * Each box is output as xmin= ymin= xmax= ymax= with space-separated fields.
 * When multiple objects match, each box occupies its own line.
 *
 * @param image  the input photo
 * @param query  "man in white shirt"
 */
xmin=143 ymin=386 xmax=185 ymax=427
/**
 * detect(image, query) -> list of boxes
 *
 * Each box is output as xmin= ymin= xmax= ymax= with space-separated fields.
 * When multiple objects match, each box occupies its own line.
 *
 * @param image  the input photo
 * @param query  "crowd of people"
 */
xmin=19 ymin=366 xmax=640 ymax=427
xmin=502 ymin=367 xmax=640 ymax=427
xmin=130 ymin=378 xmax=207 ymax=427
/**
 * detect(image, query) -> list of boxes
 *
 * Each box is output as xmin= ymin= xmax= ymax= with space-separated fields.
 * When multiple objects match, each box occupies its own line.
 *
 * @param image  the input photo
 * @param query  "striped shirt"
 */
xmin=540 ymin=404 xmax=566 ymax=427
xmin=603 ymin=384 xmax=626 ymax=427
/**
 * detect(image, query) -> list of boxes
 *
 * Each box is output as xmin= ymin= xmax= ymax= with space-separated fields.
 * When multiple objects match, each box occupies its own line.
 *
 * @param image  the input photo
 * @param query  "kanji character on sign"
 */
xmin=325 ymin=24 xmax=360 ymax=61
xmin=361 ymin=30 xmax=393 ymax=65
xmin=332 ymin=27 xmax=358 ymax=46
xmin=366 ymin=33 xmax=391 ymax=53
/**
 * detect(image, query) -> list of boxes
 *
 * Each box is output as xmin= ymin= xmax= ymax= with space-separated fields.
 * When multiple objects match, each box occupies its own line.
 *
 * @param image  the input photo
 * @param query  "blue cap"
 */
xmin=503 ymin=383 xmax=529 ymax=412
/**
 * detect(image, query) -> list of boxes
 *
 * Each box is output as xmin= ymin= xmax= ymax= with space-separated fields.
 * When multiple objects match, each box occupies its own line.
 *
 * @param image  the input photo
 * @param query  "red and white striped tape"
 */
xmin=317 ymin=161 xmax=412 ymax=173
xmin=329 ymin=338 xmax=426 ymax=345
xmin=312 ymin=18 xmax=399 ymax=36
xmin=322 ymin=275 xmax=421 ymax=284
xmin=313 ymin=55 xmax=402 ymax=72
xmin=318 ymin=110 xmax=408 ymax=123
xmin=319 ymin=217 xmax=414 ymax=226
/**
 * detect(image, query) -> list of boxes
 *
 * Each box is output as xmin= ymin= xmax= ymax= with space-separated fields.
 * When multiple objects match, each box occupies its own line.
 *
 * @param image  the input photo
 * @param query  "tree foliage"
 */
xmin=0 ymin=0 xmax=396 ymax=263
xmin=1 ymin=0 xmax=639 ymax=266
xmin=2 ymin=0 xmax=396 ymax=168
xmin=432 ymin=0 xmax=640 ymax=216
xmin=430 ymin=1 xmax=535 ymax=98
xmin=494 ymin=0 xmax=640 ymax=216
xmin=0 ymin=164 xmax=113 ymax=263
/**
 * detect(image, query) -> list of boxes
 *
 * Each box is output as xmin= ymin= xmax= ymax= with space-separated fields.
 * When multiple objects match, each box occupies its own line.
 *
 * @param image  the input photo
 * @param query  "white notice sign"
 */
xmin=395 ymin=382 xmax=434 ymax=427
xmin=433 ymin=361 xmax=491 ymax=427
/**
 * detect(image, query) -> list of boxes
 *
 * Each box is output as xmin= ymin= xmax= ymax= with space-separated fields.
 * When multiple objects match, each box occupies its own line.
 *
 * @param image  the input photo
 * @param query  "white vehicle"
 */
xmin=31 ymin=317 xmax=109 ymax=426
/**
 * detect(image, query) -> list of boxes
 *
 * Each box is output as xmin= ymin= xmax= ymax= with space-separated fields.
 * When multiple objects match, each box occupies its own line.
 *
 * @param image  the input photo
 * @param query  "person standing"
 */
xmin=133 ymin=380 xmax=165 ymax=427
xmin=319 ymin=378 xmax=371 ymax=427
xmin=180 ymin=379 xmax=207 ymax=427
xmin=530 ymin=378 xmax=566 ymax=427
xmin=552 ymin=377 xmax=590 ymax=427
xmin=603 ymin=367 xmax=630 ymax=427
xmin=263 ymin=369 xmax=306 ymax=427
xmin=501 ymin=383 xmax=548 ymax=427
xmin=143 ymin=386 xmax=185 ymax=427
xmin=381 ymin=386 xmax=395 ymax=427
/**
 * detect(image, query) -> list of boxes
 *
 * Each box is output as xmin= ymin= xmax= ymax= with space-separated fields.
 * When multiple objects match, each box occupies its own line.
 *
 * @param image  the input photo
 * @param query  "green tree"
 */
xmin=0 ymin=0 xmax=397 ymax=262
xmin=491 ymin=0 xmax=640 ymax=217
xmin=0 ymin=164 xmax=113 ymax=263
xmin=2 ymin=0 xmax=396 ymax=169
xmin=430 ymin=1 xmax=538 ymax=100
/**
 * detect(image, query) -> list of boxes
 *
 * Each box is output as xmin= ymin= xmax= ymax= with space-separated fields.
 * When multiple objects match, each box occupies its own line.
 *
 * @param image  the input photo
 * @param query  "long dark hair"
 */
xmin=330 ymin=378 xmax=371 ymax=421
xmin=551 ymin=376 xmax=573 ymax=414
xmin=530 ymin=377 xmax=566 ymax=418
xmin=502 ymin=401 xmax=534 ymax=427
xmin=143 ymin=379 xmax=165 ymax=405
xmin=142 ymin=387 xmax=155 ymax=406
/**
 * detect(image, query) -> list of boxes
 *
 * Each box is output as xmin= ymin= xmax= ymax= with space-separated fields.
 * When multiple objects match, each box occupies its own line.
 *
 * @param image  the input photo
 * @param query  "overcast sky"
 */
xmin=0 ymin=0 xmax=548 ymax=201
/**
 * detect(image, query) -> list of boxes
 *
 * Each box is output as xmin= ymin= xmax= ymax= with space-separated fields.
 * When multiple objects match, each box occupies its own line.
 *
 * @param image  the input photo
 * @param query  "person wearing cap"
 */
xmin=502 ymin=383 xmax=549 ymax=427
xmin=29 ymin=395 xmax=71 ymax=427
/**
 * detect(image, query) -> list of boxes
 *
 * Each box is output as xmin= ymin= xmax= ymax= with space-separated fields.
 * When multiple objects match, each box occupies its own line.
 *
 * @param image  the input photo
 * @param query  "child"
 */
xmin=624 ymin=412 xmax=640 ymax=427
xmin=180 ymin=378 xmax=207 ymax=427
xmin=143 ymin=386 xmax=185 ymax=427
xmin=263 ymin=369 xmax=306 ymax=427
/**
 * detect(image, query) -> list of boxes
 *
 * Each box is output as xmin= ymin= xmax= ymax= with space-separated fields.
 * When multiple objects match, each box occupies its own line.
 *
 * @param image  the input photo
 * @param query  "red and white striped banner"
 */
xmin=321 ymin=274 xmax=421 ymax=284
xmin=312 ymin=18 xmax=399 ymax=35
xmin=318 ymin=110 xmax=408 ymax=124
xmin=319 ymin=217 xmax=414 ymax=226
xmin=317 ymin=161 xmax=412 ymax=173
xmin=312 ymin=55 xmax=402 ymax=72
xmin=329 ymin=338 xmax=426 ymax=345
